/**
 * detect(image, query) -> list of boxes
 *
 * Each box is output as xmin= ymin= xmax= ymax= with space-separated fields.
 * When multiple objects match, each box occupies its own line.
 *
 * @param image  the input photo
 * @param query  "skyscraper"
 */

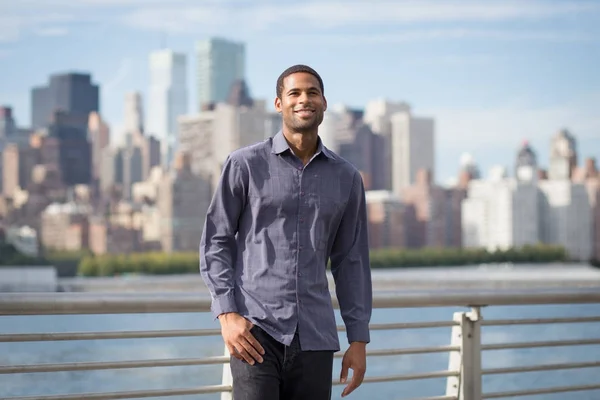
xmin=124 ymin=92 xmax=144 ymax=137
xmin=47 ymin=110 xmax=92 ymax=186
xmin=146 ymin=49 xmax=188 ymax=168
xmin=196 ymin=37 xmax=245 ymax=109
xmin=87 ymin=112 xmax=110 ymax=183
xmin=0 ymin=106 xmax=17 ymax=139
xmin=515 ymin=140 xmax=538 ymax=182
xmin=390 ymin=110 xmax=435 ymax=195
xmin=549 ymin=129 xmax=578 ymax=180
xmin=31 ymin=73 xmax=99 ymax=131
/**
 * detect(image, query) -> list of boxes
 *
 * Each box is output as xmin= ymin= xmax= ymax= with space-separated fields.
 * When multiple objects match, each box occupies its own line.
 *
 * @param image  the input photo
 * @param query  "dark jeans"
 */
xmin=229 ymin=325 xmax=334 ymax=400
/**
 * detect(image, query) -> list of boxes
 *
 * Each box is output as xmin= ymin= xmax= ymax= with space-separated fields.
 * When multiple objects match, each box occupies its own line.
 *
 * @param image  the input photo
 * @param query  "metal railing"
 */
xmin=1 ymin=289 xmax=600 ymax=400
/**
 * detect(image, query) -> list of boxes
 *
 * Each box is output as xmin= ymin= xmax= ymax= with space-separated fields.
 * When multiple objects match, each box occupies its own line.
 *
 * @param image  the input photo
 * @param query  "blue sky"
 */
xmin=1 ymin=0 xmax=599 ymax=184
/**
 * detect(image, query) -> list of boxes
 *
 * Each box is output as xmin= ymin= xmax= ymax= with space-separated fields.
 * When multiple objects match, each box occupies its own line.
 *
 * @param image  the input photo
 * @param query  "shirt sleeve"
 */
xmin=199 ymin=155 xmax=247 ymax=319
xmin=329 ymin=170 xmax=373 ymax=344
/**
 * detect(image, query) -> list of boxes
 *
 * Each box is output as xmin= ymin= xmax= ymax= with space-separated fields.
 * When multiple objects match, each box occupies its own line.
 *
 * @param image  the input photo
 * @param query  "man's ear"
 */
xmin=323 ymin=96 xmax=328 ymax=112
xmin=274 ymin=97 xmax=282 ymax=113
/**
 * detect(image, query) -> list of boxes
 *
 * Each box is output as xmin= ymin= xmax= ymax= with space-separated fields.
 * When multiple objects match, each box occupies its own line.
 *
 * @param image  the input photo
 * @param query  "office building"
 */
xmin=147 ymin=49 xmax=188 ymax=167
xmin=539 ymin=180 xmax=592 ymax=261
xmin=196 ymin=37 xmax=245 ymax=109
xmin=462 ymin=168 xmax=539 ymax=252
xmin=390 ymin=110 xmax=435 ymax=194
xmin=178 ymin=80 xmax=268 ymax=190
xmin=365 ymin=190 xmax=405 ymax=249
xmin=31 ymin=73 xmax=99 ymax=131
xmin=548 ymin=129 xmax=577 ymax=180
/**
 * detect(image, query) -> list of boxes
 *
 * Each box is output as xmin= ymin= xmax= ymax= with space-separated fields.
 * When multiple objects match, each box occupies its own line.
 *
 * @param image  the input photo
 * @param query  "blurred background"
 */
xmin=0 ymin=0 xmax=599 ymax=275
xmin=1 ymin=2 xmax=600 ymax=399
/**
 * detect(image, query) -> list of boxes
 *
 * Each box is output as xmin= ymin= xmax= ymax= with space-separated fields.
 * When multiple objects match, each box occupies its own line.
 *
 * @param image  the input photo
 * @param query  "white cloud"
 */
xmin=245 ymin=0 xmax=598 ymax=28
xmin=119 ymin=1 xmax=599 ymax=34
xmin=420 ymin=93 xmax=600 ymax=181
xmin=35 ymin=27 xmax=69 ymax=37
xmin=405 ymin=54 xmax=498 ymax=67
xmin=272 ymin=29 xmax=595 ymax=45
xmin=0 ymin=12 xmax=74 ymax=42
xmin=424 ymin=91 xmax=600 ymax=154
xmin=1 ymin=1 xmax=597 ymax=40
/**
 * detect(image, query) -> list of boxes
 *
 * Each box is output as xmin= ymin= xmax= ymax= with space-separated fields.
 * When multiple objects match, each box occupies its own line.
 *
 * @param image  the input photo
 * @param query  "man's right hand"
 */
xmin=218 ymin=312 xmax=265 ymax=365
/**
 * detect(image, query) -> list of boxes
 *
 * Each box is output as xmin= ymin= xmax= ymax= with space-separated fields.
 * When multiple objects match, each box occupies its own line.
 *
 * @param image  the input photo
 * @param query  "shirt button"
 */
xmin=298 ymin=272 xmax=302 ymax=277
xmin=299 ymin=245 xmax=304 ymax=250
xmin=300 ymin=191 xmax=305 ymax=196
xmin=299 ymin=218 xmax=304 ymax=223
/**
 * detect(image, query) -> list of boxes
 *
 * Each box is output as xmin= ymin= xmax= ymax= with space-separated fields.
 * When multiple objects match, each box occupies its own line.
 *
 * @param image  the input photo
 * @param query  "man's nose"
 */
xmin=298 ymin=92 xmax=309 ymax=103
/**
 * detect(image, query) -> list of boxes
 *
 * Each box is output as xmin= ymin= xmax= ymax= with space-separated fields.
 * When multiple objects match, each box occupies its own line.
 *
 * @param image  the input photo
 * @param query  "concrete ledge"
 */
xmin=57 ymin=264 xmax=600 ymax=293
xmin=0 ymin=266 xmax=58 ymax=292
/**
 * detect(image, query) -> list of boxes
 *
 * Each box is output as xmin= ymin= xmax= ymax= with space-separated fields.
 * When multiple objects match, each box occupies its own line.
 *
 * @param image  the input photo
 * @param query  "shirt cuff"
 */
xmin=346 ymin=322 xmax=370 ymax=344
xmin=211 ymin=293 xmax=238 ymax=319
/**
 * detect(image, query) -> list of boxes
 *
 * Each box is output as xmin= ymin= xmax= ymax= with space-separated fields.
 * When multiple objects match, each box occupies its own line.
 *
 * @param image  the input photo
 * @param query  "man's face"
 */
xmin=275 ymin=72 xmax=327 ymax=134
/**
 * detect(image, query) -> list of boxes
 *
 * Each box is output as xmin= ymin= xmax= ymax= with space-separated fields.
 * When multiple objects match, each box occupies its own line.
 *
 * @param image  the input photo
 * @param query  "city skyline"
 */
xmin=1 ymin=0 xmax=599 ymax=182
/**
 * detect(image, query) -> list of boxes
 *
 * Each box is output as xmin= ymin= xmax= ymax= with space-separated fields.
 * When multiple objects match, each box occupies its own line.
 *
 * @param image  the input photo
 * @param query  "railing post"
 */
xmin=221 ymin=344 xmax=233 ymax=400
xmin=445 ymin=307 xmax=482 ymax=400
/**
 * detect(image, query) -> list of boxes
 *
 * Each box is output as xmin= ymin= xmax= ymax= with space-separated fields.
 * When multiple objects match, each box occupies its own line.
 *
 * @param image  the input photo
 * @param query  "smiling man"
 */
xmin=200 ymin=64 xmax=373 ymax=400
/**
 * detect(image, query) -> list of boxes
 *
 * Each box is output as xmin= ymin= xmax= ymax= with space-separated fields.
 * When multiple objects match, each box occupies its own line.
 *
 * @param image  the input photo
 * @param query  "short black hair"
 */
xmin=276 ymin=64 xmax=324 ymax=99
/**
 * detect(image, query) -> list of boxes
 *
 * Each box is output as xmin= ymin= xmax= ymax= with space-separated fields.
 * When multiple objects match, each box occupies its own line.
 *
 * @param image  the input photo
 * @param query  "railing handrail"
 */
xmin=1 ymin=289 xmax=600 ymax=315
xmin=2 ymin=290 xmax=599 ymax=400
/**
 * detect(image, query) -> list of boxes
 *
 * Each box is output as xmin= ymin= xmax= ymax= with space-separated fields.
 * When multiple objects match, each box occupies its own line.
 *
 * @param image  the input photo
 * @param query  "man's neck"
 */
xmin=282 ymin=129 xmax=319 ymax=165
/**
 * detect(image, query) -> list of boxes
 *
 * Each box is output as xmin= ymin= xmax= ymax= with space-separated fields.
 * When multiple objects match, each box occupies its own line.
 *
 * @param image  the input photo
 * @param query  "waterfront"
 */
xmin=58 ymin=263 xmax=600 ymax=293
xmin=2 ymin=265 xmax=600 ymax=399
xmin=2 ymin=302 xmax=600 ymax=399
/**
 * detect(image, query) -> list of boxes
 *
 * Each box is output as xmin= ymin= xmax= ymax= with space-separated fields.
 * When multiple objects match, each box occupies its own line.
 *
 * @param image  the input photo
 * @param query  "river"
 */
xmin=2 ymin=265 xmax=600 ymax=399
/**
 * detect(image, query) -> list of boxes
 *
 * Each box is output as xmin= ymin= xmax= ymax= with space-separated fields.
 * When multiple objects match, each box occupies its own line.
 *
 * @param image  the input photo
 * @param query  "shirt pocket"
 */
xmin=248 ymin=174 xmax=295 ymax=215
xmin=315 ymin=197 xmax=344 ymax=253
xmin=315 ymin=174 xmax=350 ymax=252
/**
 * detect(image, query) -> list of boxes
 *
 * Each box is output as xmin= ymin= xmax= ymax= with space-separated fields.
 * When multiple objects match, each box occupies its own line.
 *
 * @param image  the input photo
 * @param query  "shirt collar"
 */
xmin=271 ymin=130 xmax=335 ymax=160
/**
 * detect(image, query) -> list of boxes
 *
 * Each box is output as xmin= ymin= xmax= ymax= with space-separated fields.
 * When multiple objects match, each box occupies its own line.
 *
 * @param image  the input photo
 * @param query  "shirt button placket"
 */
xmin=297 ymin=165 xmax=304 ymax=307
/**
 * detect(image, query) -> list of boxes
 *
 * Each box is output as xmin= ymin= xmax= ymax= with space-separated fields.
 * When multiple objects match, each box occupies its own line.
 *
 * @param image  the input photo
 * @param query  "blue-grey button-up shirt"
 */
xmin=200 ymin=130 xmax=372 ymax=351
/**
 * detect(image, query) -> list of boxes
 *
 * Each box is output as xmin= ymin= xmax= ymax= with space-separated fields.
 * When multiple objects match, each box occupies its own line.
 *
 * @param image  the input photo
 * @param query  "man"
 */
xmin=200 ymin=64 xmax=372 ymax=400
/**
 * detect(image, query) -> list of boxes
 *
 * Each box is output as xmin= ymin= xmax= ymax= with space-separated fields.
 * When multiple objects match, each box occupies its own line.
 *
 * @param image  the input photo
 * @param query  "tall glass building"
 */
xmin=147 ymin=49 xmax=188 ymax=168
xmin=196 ymin=37 xmax=245 ymax=110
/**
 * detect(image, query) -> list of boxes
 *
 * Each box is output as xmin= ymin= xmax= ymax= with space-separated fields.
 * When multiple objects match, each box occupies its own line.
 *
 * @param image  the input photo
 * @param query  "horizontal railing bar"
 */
xmin=6 ymin=317 xmax=599 ymax=343
xmin=483 ymin=360 xmax=600 ymax=375
xmin=0 ymin=346 xmax=459 ymax=374
xmin=0 ymin=329 xmax=222 ymax=342
xmin=367 ymin=321 xmax=458 ymax=330
xmin=483 ymin=338 xmax=600 ymax=351
xmin=6 ymin=317 xmax=598 ymax=344
xmin=335 ymin=345 xmax=459 ymax=358
xmin=332 ymin=370 xmax=459 ymax=385
xmin=2 ymin=289 xmax=600 ymax=315
xmin=405 ymin=397 xmax=458 ymax=400
xmin=0 ymin=321 xmax=456 ymax=343
xmin=1 ymin=385 xmax=232 ymax=400
xmin=482 ymin=383 xmax=600 ymax=399
xmin=482 ymin=316 xmax=600 ymax=326
xmin=0 ymin=356 xmax=230 ymax=374
xmin=1 ymin=373 xmax=460 ymax=400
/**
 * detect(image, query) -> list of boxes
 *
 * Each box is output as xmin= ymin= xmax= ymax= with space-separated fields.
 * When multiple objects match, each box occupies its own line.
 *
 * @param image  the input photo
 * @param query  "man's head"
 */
xmin=275 ymin=64 xmax=327 ymax=135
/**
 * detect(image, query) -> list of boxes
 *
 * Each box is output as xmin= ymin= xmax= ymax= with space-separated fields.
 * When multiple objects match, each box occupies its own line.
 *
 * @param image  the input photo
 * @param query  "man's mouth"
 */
xmin=294 ymin=109 xmax=315 ymax=117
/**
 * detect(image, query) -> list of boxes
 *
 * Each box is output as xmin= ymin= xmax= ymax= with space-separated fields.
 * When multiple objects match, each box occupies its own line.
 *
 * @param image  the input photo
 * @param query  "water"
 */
xmin=2 ymin=302 xmax=600 ymax=399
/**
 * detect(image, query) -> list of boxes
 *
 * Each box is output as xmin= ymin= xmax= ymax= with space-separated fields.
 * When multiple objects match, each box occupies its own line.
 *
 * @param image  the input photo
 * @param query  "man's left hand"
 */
xmin=340 ymin=341 xmax=367 ymax=397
